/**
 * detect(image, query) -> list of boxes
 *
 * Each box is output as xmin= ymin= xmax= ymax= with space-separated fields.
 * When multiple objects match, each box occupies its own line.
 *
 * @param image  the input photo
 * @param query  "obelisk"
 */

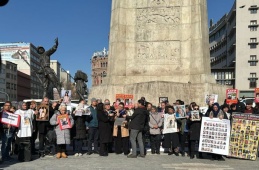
xmin=89 ymin=0 xmax=228 ymax=105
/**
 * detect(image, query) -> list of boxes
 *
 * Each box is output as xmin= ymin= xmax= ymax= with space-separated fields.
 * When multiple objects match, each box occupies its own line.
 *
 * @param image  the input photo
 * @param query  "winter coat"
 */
xmin=97 ymin=110 xmax=113 ymax=144
xmin=187 ymin=112 xmax=203 ymax=141
xmin=85 ymin=105 xmax=98 ymax=128
xmin=126 ymin=107 xmax=147 ymax=130
xmin=149 ymin=112 xmax=163 ymax=135
xmin=72 ymin=115 xmax=87 ymax=139
xmin=50 ymin=111 xmax=74 ymax=145
xmin=113 ymin=117 xmax=129 ymax=137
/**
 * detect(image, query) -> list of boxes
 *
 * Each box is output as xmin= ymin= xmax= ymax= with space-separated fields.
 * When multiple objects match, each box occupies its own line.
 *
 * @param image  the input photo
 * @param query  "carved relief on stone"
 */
xmin=136 ymin=7 xmax=180 ymax=25
xmin=136 ymin=41 xmax=181 ymax=64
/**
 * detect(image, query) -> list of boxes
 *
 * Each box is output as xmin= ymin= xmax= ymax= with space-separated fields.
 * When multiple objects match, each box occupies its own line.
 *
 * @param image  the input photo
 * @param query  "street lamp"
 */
xmin=0 ymin=91 xmax=9 ymax=101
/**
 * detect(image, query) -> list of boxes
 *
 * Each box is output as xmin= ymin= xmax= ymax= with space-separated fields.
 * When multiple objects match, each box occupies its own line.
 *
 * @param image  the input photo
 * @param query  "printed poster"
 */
xmin=229 ymin=113 xmax=259 ymax=161
xmin=191 ymin=111 xmax=201 ymax=121
xmin=124 ymin=94 xmax=134 ymax=108
xmin=199 ymin=117 xmax=231 ymax=155
xmin=0 ymin=111 xmax=21 ymax=127
xmin=57 ymin=114 xmax=72 ymax=130
xmin=205 ymin=94 xmax=218 ymax=105
xmin=61 ymin=90 xmax=71 ymax=105
xmin=115 ymin=94 xmax=125 ymax=109
xmin=36 ymin=105 xmax=49 ymax=121
xmin=226 ymin=89 xmax=238 ymax=104
xmin=163 ymin=114 xmax=177 ymax=134
xmin=255 ymin=88 xmax=259 ymax=103
xmin=174 ymin=105 xmax=186 ymax=118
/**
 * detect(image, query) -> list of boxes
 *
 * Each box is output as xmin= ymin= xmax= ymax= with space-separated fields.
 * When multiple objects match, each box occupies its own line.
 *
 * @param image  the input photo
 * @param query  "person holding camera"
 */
xmin=113 ymin=102 xmax=129 ymax=155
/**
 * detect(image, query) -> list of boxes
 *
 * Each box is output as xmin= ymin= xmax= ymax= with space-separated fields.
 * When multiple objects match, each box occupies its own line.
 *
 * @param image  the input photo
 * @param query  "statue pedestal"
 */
xmin=89 ymin=81 xmax=230 ymax=106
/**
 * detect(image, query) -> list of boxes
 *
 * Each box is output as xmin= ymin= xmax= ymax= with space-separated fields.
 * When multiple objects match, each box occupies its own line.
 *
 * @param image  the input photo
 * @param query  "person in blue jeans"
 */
xmin=0 ymin=101 xmax=16 ymax=162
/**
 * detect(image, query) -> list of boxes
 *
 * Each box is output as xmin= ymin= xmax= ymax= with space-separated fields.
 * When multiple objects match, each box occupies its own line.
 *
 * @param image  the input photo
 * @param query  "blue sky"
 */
xmin=0 ymin=0 xmax=234 ymax=87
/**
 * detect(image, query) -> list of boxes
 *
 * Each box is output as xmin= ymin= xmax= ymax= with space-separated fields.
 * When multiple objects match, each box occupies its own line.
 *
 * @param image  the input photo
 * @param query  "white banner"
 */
xmin=199 ymin=117 xmax=231 ymax=155
xmin=1 ymin=111 xmax=21 ymax=127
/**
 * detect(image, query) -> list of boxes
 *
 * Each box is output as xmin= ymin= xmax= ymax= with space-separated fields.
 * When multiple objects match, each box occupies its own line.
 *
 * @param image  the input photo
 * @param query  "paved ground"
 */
xmin=0 ymin=153 xmax=258 ymax=170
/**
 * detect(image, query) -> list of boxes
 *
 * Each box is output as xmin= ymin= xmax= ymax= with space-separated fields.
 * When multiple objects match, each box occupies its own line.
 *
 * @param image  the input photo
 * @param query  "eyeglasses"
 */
xmin=193 ymin=108 xmax=199 ymax=110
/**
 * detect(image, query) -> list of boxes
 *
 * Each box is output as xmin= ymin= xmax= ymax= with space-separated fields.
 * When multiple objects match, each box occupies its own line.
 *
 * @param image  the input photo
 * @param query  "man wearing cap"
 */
xmin=86 ymin=98 xmax=99 ymax=155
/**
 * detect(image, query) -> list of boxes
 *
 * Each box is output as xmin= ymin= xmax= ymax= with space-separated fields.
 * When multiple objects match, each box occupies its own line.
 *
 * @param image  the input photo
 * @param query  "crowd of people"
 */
xmin=0 ymin=96 xmax=258 ymax=163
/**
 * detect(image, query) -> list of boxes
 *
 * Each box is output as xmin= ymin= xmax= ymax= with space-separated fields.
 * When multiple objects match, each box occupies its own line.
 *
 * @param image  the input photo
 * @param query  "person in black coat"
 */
xmin=125 ymin=99 xmax=147 ymax=158
xmin=72 ymin=99 xmax=87 ymax=156
xmin=97 ymin=103 xmax=114 ymax=156
xmin=187 ymin=105 xmax=203 ymax=159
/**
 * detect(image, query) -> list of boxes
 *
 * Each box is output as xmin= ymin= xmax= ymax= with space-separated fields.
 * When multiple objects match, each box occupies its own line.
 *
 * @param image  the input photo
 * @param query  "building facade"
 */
xmin=209 ymin=0 xmax=259 ymax=97
xmin=0 ymin=42 xmax=43 ymax=99
xmin=50 ymin=60 xmax=61 ymax=83
xmin=91 ymin=48 xmax=108 ymax=86
xmin=2 ymin=61 xmax=18 ymax=101
xmin=0 ymin=63 xmax=7 ymax=102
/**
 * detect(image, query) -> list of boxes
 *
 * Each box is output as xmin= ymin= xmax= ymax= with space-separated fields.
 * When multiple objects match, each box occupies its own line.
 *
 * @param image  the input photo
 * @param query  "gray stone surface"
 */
xmin=1 ymin=153 xmax=258 ymax=170
xmin=89 ymin=0 xmax=229 ymax=105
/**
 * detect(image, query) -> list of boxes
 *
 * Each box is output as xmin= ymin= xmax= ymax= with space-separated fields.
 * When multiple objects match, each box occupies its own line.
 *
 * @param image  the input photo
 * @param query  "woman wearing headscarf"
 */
xmin=206 ymin=103 xmax=227 ymax=161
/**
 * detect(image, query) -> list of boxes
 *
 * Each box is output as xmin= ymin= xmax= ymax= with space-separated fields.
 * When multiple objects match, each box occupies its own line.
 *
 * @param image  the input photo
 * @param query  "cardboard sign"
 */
xmin=1 ymin=111 xmax=21 ymax=127
xmin=226 ymin=89 xmax=238 ymax=104
xmin=199 ymin=117 xmax=231 ymax=155
xmin=57 ymin=114 xmax=72 ymax=130
xmin=255 ymin=88 xmax=259 ymax=103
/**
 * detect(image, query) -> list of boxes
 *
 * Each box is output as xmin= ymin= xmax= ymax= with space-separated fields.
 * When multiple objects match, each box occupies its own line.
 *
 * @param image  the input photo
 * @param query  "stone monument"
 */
xmin=89 ymin=0 xmax=229 ymax=105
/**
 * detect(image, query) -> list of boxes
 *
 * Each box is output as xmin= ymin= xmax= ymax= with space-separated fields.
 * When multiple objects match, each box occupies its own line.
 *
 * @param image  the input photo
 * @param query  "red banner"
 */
xmin=226 ymin=89 xmax=238 ymax=104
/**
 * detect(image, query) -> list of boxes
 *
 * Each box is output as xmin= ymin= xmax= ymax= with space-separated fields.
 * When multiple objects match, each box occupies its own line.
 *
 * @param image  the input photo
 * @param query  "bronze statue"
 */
xmin=74 ymin=70 xmax=88 ymax=100
xmin=36 ymin=38 xmax=61 ymax=98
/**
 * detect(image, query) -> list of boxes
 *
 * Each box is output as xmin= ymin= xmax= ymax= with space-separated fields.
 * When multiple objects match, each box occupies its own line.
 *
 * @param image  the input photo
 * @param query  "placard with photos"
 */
xmin=191 ymin=111 xmax=201 ymax=121
xmin=229 ymin=113 xmax=259 ymax=161
xmin=199 ymin=117 xmax=231 ymax=155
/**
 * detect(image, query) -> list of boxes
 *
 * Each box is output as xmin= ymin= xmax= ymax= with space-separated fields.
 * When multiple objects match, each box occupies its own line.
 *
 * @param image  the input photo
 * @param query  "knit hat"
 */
xmin=91 ymin=98 xmax=97 ymax=103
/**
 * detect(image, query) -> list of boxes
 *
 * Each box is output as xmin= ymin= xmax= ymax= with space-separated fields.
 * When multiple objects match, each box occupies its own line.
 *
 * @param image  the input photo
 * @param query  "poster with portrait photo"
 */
xmin=174 ymin=105 xmax=186 ymax=118
xmin=163 ymin=114 xmax=177 ymax=134
xmin=36 ymin=105 xmax=49 ymax=121
xmin=124 ymin=94 xmax=134 ymax=108
xmin=191 ymin=111 xmax=201 ymax=121
xmin=199 ymin=107 xmax=208 ymax=115
xmin=205 ymin=94 xmax=218 ymax=105
xmin=199 ymin=117 xmax=231 ymax=155
xmin=229 ymin=113 xmax=259 ymax=161
xmin=61 ymin=90 xmax=71 ymax=105
xmin=57 ymin=114 xmax=72 ymax=130
xmin=255 ymin=88 xmax=259 ymax=103
xmin=115 ymin=94 xmax=125 ymax=109
xmin=159 ymin=97 xmax=168 ymax=103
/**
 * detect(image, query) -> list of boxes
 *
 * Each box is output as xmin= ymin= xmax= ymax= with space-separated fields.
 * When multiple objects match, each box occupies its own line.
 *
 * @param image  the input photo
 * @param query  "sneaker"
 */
xmin=74 ymin=153 xmax=79 ymax=157
xmin=127 ymin=154 xmax=137 ymax=158
xmin=78 ymin=153 xmax=83 ymax=156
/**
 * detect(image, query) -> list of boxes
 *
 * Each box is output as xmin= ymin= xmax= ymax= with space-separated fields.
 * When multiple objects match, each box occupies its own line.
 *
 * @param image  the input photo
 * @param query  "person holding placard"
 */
xmin=206 ymin=103 xmax=228 ymax=161
xmin=72 ymin=99 xmax=87 ymax=156
xmin=50 ymin=105 xmax=74 ymax=159
xmin=113 ymin=102 xmax=129 ymax=155
xmin=187 ymin=105 xmax=203 ymax=159
xmin=15 ymin=102 xmax=34 ymax=162
xmin=0 ymin=101 xmax=16 ymax=162
xmin=163 ymin=105 xmax=181 ymax=156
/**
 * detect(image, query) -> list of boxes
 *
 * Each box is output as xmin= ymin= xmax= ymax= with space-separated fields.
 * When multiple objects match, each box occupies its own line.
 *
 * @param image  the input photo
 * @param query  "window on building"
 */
xmin=249 ymin=55 xmax=257 ymax=66
xmin=6 ymin=73 xmax=10 ymax=78
xmin=250 ymin=20 xmax=257 ymax=25
xmin=249 ymin=73 xmax=257 ymax=88
xmin=251 ymin=38 xmax=257 ymax=43
xmin=249 ymin=6 xmax=258 ymax=14
xmin=250 ymin=26 xmax=257 ymax=31
xmin=249 ymin=38 xmax=258 ymax=49
xmin=14 ymin=84 xmax=16 ymax=90
xmin=6 ymin=83 xmax=10 ymax=89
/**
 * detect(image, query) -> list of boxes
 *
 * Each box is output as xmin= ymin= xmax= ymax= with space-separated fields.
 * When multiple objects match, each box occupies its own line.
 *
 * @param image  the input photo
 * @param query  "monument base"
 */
xmin=89 ymin=81 xmax=230 ymax=106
